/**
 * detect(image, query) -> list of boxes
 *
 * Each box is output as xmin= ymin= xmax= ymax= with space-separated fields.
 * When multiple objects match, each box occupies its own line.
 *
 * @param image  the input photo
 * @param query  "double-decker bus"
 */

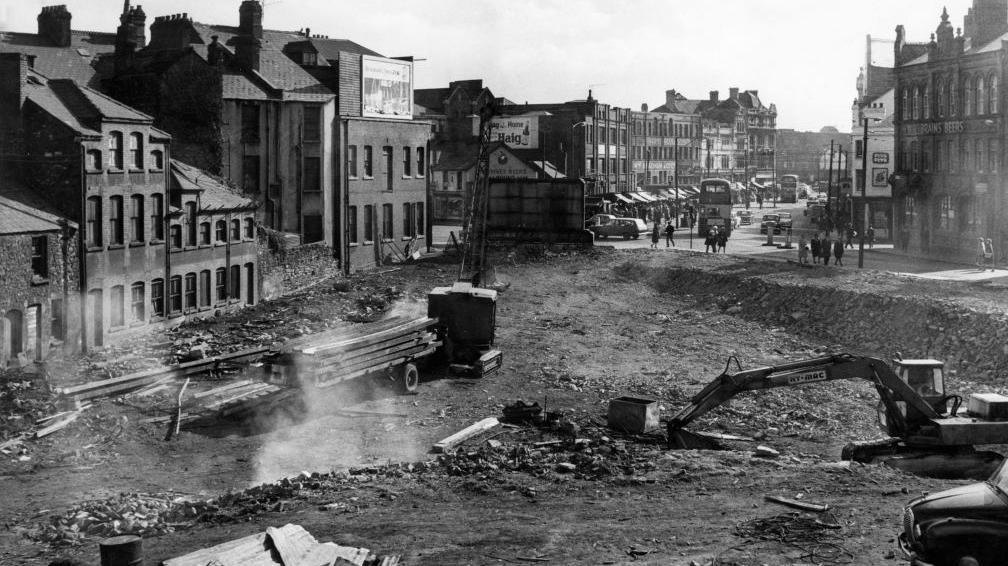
xmin=779 ymin=174 xmax=799 ymax=203
xmin=697 ymin=178 xmax=732 ymax=237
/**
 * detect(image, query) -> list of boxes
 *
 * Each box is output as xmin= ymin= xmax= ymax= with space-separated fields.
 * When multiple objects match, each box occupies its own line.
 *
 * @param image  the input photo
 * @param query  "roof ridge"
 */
xmin=0 ymin=193 xmax=67 ymax=225
xmin=79 ymin=82 xmax=155 ymax=122
xmin=47 ymin=79 xmax=102 ymax=124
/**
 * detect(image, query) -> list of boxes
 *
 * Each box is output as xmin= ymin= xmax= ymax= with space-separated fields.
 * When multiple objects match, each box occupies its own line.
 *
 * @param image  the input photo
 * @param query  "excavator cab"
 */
xmin=879 ymin=359 xmax=950 ymax=433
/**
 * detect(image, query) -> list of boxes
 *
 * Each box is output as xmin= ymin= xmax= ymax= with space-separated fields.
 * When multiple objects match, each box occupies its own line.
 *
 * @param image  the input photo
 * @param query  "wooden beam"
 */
xmin=764 ymin=495 xmax=829 ymax=513
xmin=432 ymin=417 xmax=500 ymax=453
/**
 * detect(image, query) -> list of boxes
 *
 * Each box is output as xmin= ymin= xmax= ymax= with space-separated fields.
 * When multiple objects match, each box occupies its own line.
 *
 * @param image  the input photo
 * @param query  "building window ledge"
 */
xmin=401 ymin=175 xmax=412 ymax=180
xmin=30 ymin=276 xmax=50 ymax=286
xmin=363 ymin=240 xmax=374 ymax=246
xmin=349 ymin=243 xmax=359 ymax=247
xmin=129 ymin=241 xmax=145 ymax=248
xmin=363 ymin=176 xmax=374 ymax=180
xmin=401 ymin=236 xmax=413 ymax=241
xmin=107 ymin=244 xmax=125 ymax=250
xmin=381 ymin=238 xmax=393 ymax=243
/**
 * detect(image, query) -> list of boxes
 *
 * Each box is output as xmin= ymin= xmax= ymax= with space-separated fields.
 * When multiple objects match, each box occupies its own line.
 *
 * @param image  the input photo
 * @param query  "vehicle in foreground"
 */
xmin=779 ymin=174 xmax=799 ymax=203
xmin=759 ymin=213 xmax=780 ymax=234
xmin=588 ymin=217 xmax=648 ymax=239
xmin=777 ymin=212 xmax=793 ymax=231
xmin=667 ymin=353 xmax=1007 ymax=480
xmin=697 ymin=178 xmax=733 ymax=237
xmin=899 ymin=458 xmax=1008 ymax=566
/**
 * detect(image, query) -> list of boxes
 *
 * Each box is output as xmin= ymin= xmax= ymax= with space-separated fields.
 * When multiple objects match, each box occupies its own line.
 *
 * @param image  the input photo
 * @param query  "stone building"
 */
xmin=892 ymin=1 xmax=1008 ymax=259
xmin=632 ymin=92 xmax=704 ymax=189
xmin=0 ymin=190 xmax=77 ymax=368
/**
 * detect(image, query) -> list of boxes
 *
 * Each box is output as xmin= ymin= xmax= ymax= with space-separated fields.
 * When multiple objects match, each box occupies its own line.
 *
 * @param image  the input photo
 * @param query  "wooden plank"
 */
xmin=36 ymin=411 xmax=80 ymax=438
xmin=432 ymin=417 xmax=500 ymax=453
xmin=764 ymin=495 xmax=829 ymax=513
xmin=313 ymin=342 xmax=437 ymax=382
xmin=299 ymin=317 xmax=437 ymax=356
xmin=162 ymin=532 xmax=269 ymax=566
xmin=308 ymin=331 xmax=435 ymax=364
xmin=193 ymin=379 xmax=256 ymax=399
xmin=282 ymin=316 xmax=415 ymax=352
xmin=313 ymin=337 xmax=436 ymax=373
xmin=313 ymin=345 xmax=439 ymax=389
xmin=220 ymin=388 xmax=297 ymax=418
xmin=203 ymin=384 xmax=277 ymax=410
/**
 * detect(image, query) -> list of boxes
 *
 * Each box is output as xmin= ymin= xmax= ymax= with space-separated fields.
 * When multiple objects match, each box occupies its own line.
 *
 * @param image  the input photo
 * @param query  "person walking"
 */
xmin=650 ymin=223 xmax=660 ymax=249
xmin=833 ymin=238 xmax=845 ymax=266
xmin=664 ymin=222 xmax=676 ymax=248
xmin=798 ymin=235 xmax=809 ymax=265
xmin=867 ymin=225 xmax=875 ymax=249
xmin=717 ymin=228 xmax=728 ymax=253
xmin=705 ymin=226 xmax=717 ymax=253
xmin=821 ymin=234 xmax=832 ymax=265
xmin=757 ymin=193 xmax=763 ymax=209
xmin=845 ymin=223 xmax=856 ymax=249
xmin=810 ymin=234 xmax=821 ymax=264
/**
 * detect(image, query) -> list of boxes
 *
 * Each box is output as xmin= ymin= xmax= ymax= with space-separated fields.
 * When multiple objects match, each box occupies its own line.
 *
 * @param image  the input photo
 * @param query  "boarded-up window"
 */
xmin=304 ymin=214 xmax=324 ymax=243
xmin=303 ymin=156 xmax=321 ymax=192
xmin=303 ymin=106 xmax=321 ymax=141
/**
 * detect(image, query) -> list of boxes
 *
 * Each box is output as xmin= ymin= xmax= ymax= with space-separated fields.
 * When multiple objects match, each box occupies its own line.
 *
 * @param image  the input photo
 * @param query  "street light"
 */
xmin=565 ymin=121 xmax=586 ymax=179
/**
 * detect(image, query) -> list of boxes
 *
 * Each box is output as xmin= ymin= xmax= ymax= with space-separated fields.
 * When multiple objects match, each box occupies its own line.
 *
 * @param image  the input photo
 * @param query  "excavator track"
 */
xmin=842 ymin=440 xmax=1003 ymax=480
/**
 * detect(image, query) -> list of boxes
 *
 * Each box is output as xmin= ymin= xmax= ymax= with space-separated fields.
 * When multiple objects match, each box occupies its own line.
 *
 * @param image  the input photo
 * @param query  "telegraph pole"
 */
xmin=826 ymin=140 xmax=835 ymax=224
xmin=858 ymin=119 xmax=869 ymax=268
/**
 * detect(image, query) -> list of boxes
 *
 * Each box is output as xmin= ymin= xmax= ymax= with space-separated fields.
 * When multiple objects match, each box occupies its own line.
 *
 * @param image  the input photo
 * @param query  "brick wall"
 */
xmin=257 ymin=238 xmax=340 ymax=300
xmin=338 ymin=52 xmax=361 ymax=117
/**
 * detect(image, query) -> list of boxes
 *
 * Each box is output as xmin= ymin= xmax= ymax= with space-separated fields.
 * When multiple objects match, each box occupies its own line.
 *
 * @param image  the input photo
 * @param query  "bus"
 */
xmin=779 ymin=174 xmax=799 ymax=203
xmin=697 ymin=178 xmax=732 ymax=237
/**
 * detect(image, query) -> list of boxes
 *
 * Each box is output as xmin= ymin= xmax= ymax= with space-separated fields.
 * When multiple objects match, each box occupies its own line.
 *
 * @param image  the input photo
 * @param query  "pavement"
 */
xmin=429 ymin=199 xmax=1008 ymax=282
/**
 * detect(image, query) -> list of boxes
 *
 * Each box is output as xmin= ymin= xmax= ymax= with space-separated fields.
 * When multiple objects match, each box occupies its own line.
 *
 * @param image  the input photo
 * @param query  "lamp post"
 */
xmin=565 ymin=121 xmax=585 ymax=179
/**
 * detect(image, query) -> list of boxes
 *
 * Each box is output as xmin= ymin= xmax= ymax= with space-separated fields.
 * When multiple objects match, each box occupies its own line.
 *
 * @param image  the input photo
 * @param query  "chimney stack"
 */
xmin=709 ymin=90 xmax=719 ymax=102
xmin=239 ymin=0 xmax=264 ymax=40
xmin=641 ymin=103 xmax=648 ymax=112
xmin=729 ymin=87 xmax=739 ymax=100
xmin=37 ymin=5 xmax=72 ymax=48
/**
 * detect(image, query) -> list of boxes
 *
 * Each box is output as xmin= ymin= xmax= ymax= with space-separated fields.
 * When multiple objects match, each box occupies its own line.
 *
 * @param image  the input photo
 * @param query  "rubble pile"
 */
xmin=0 ymin=373 xmax=56 ymax=441
xmin=618 ymin=263 xmax=1008 ymax=389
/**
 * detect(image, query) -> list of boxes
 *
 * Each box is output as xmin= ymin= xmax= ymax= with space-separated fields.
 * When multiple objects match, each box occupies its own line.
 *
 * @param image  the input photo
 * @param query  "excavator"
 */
xmin=667 ymin=353 xmax=1008 ymax=478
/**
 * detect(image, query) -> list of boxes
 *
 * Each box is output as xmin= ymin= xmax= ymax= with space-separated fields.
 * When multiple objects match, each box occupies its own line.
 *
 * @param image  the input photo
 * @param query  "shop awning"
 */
xmin=613 ymin=194 xmax=634 ymax=204
xmin=625 ymin=192 xmax=649 ymax=203
xmin=637 ymin=192 xmax=658 ymax=202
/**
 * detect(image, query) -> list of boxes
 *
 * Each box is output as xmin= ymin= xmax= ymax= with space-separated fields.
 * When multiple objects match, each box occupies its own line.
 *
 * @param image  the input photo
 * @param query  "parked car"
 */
xmin=777 ymin=212 xmax=793 ymax=231
xmin=759 ymin=213 xmax=780 ymax=234
xmin=589 ymin=217 xmax=648 ymax=240
xmin=585 ymin=214 xmax=616 ymax=229
xmin=737 ymin=210 xmax=753 ymax=225
xmin=899 ymin=458 xmax=1008 ymax=566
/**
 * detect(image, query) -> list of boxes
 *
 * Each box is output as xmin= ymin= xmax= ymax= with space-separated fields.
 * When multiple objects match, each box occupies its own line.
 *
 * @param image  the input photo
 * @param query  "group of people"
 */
xmin=650 ymin=222 xmax=678 ymax=249
xmin=796 ymin=232 xmax=847 ymax=266
xmin=598 ymin=200 xmax=697 ymax=229
xmin=704 ymin=226 xmax=728 ymax=253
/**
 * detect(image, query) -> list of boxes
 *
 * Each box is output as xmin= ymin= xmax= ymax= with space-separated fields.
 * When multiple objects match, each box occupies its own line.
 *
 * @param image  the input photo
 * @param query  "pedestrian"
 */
xmin=664 ymin=222 xmax=676 ymax=248
xmin=845 ymin=223 xmax=857 ymax=249
xmin=705 ymin=226 xmax=717 ymax=253
xmin=867 ymin=225 xmax=875 ymax=249
xmin=833 ymin=238 xmax=844 ymax=266
xmin=717 ymin=228 xmax=728 ymax=253
xmin=986 ymin=238 xmax=995 ymax=271
xmin=757 ymin=194 xmax=763 ymax=209
xmin=651 ymin=223 xmax=660 ymax=249
xmin=821 ymin=234 xmax=832 ymax=265
xmin=810 ymin=234 xmax=821 ymax=264
xmin=798 ymin=235 xmax=808 ymax=264
xmin=977 ymin=237 xmax=987 ymax=269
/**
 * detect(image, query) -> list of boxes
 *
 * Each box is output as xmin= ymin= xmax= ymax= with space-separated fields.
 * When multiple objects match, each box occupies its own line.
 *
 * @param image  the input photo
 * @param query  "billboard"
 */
xmin=489 ymin=116 xmax=539 ymax=149
xmin=362 ymin=56 xmax=413 ymax=119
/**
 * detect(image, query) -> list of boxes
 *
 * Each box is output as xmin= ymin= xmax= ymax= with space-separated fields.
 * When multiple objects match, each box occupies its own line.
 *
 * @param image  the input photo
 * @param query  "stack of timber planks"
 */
xmin=269 ymin=316 xmax=440 ymax=388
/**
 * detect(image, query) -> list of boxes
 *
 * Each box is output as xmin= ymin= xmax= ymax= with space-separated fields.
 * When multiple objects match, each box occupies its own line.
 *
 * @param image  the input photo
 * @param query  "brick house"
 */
xmin=0 ymin=189 xmax=77 ymax=368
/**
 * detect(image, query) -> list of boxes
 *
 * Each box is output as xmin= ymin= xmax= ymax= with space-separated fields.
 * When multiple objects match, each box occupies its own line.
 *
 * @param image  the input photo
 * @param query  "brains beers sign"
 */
xmin=489 ymin=116 xmax=539 ymax=149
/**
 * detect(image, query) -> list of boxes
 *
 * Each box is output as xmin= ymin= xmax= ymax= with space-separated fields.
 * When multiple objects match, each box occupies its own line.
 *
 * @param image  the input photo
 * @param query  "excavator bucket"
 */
xmin=667 ymin=426 xmax=724 ymax=450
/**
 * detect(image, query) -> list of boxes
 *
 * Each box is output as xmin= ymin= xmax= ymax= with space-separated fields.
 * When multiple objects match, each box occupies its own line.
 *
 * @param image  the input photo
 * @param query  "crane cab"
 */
xmin=893 ymin=359 xmax=948 ymax=413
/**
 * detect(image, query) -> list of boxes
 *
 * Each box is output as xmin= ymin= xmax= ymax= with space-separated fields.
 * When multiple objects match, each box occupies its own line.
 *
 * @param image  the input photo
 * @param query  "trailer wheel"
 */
xmin=399 ymin=363 xmax=420 ymax=394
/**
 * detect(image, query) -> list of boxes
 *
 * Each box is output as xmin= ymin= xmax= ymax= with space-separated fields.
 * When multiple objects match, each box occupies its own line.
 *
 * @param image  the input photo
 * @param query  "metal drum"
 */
xmin=99 ymin=534 xmax=143 ymax=566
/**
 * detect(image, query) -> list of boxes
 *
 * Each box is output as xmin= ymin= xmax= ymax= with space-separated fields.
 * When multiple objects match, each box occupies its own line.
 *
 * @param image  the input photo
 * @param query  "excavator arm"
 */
xmin=667 ymin=353 xmax=940 ymax=448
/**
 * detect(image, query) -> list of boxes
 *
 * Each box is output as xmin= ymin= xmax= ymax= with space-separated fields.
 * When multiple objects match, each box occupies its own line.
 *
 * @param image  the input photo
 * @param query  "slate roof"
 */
xmin=0 ymin=29 xmax=116 ymax=89
xmin=414 ymin=88 xmax=451 ymax=113
xmin=309 ymin=38 xmax=382 ymax=61
xmin=170 ymin=160 xmax=257 ymax=212
xmin=0 ymin=181 xmax=75 ymax=234
xmin=864 ymin=65 xmax=896 ymax=103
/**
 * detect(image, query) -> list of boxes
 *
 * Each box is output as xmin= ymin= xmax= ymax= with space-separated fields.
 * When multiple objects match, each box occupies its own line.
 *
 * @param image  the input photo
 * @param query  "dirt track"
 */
xmin=2 ymin=247 xmax=1003 ymax=565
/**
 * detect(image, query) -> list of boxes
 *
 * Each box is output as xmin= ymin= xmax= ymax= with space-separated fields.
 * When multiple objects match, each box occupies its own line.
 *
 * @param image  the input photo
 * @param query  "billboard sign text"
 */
xmin=362 ymin=56 xmax=413 ymax=120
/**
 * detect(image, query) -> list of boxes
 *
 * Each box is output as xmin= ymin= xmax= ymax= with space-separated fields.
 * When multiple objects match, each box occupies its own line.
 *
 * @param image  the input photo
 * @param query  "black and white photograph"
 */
xmin=0 ymin=1 xmax=1008 ymax=565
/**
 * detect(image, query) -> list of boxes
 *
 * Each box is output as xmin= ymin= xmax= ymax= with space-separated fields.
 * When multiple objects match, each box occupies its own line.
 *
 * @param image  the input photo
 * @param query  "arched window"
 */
xmin=948 ymin=78 xmax=957 ymax=116
xmin=130 ymin=195 xmax=144 ymax=242
xmin=976 ymin=139 xmax=985 ymax=172
xmin=199 ymin=222 xmax=211 ymax=245
xmin=244 ymin=218 xmax=254 ymax=239
xmin=108 ymin=131 xmax=123 ymax=169
xmin=902 ymin=88 xmax=910 ymax=120
xmin=912 ymin=87 xmax=921 ymax=120
xmin=109 ymin=195 xmax=123 ymax=245
xmin=923 ymin=83 xmax=931 ymax=119
xmin=977 ymin=76 xmax=986 ymax=115
xmin=964 ymin=76 xmax=974 ymax=115
xmin=990 ymin=74 xmax=999 ymax=114
xmin=230 ymin=219 xmax=241 ymax=241
xmin=150 ymin=149 xmax=164 ymax=170
xmin=86 ymin=196 xmax=102 ymax=247
xmin=129 ymin=132 xmax=143 ymax=169
xmin=215 ymin=220 xmax=227 ymax=242
xmin=150 ymin=194 xmax=164 ymax=241
xmin=937 ymin=79 xmax=946 ymax=118
xmin=86 ymin=149 xmax=102 ymax=171
xmin=184 ymin=202 xmax=197 ymax=246
xmin=910 ymin=141 xmax=919 ymax=171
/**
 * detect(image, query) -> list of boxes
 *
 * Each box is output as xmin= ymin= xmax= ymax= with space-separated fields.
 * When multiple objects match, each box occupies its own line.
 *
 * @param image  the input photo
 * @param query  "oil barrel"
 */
xmin=99 ymin=534 xmax=143 ymax=566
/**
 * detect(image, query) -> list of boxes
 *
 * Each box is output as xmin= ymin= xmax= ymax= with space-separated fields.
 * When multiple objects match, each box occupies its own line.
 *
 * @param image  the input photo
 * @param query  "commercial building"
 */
xmin=892 ymin=1 xmax=1008 ymax=259
xmin=632 ymin=91 xmax=703 ymax=189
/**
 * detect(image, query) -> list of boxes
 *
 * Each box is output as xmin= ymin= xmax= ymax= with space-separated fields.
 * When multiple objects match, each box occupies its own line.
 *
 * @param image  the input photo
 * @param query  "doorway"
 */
xmin=89 ymin=289 xmax=103 ymax=348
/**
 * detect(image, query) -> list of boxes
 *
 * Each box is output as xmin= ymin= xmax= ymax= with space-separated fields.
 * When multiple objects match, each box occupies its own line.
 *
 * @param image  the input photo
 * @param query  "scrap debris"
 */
xmin=723 ymin=513 xmax=853 ymax=565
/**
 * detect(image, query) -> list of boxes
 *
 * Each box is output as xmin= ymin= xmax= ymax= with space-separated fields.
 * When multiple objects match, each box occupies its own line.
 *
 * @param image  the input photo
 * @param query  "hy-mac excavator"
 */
xmin=667 ymin=353 xmax=1008 ymax=478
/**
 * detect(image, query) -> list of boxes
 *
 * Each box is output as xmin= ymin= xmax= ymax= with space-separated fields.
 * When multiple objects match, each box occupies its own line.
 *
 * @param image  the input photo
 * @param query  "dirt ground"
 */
xmin=0 ymin=247 xmax=999 ymax=566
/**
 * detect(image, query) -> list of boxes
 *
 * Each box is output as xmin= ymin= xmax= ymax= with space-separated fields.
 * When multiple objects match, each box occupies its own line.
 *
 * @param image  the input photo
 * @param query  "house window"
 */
xmin=977 ymin=77 xmax=987 ymax=115
xmin=348 ymin=205 xmax=358 ymax=244
xmin=403 ymin=147 xmax=412 ymax=176
xmin=109 ymin=196 xmax=124 ymax=245
xmin=108 ymin=131 xmax=123 ymax=169
xmin=948 ymin=140 xmax=956 ymax=172
xmin=243 ymin=155 xmax=260 ymax=194
xmin=303 ymin=106 xmax=321 ymax=141
xmin=939 ymin=195 xmax=955 ymax=230
xmin=129 ymin=132 xmax=143 ymax=169
xmin=415 ymin=202 xmax=424 ymax=237
xmin=363 ymin=146 xmax=373 ymax=177
xmin=199 ymin=270 xmax=211 ymax=306
xmin=168 ymin=276 xmax=182 ymax=313
xmin=111 ymin=285 xmax=124 ymax=327
xmin=216 ymin=220 xmax=227 ymax=242
xmin=244 ymin=218 xmax=254 ymax=239
xmin=417 ymin=147 xmax=425 ymax=175
xmin=383 ymin=146 xmax=393 ymax=190
xmin=403 ymin=203 xmax=412 ymax=236
xmin=230 ymin=265 xmax=241 ymax=300
xmin=150 ymin=149 xmax=164 ymax=170
xmin=301 ymin=51 xmax=317 ymax=66
xmin=244 ymin=263 xmax=255 ymax=306
xmin=976 ymin=139 xmax=985 ymax=172
xmin=348 ymin=145 xmax=358 ymax=178
xmin=185 ymin=202 xmax=197 ymax=246
xmin=130 ymin=195 xmax=144 ymax=242
xmin=185 ymin=273 xmax=197 ymax=310
xmin=363 ymin=204 xmax=374 ymax=242
xmin=170 ymin=224 xmax=182 ymax=249
xmin=215 ymin=268 xmax=226 ymax=302
xmin=303 ymin=156 xmax=321 ymax=192
xmin=937 ymin=79 xmax=946 ymax=118
xmin=230 ymin=219 xmax=241 ymax=241
xmin=131 ymin=282 xmax=144 ymax=322
xmin=923 ymin=84 xmax=931 ymax=119
xmin=949 ymin=78 xmax=957 ymax=116
xmin=151 ymin=194 xmax=164 ymax=240
xmin=31 ymin=236 xmax=48 ymax=280
xmin=382 ymin=203 xmax=393 ymax=240
xmin=990 ymin=75 xmax=999 ymax=114
xmin=151 ymin=279 xmax=164 ymax=317
xmin=965 ymin=77 xmax=974 ymax=116
xmin=200 ymin=222 xmax=211 ymax=245
xmin=241 ymin=103 xmax=260 ymax=142
xmin=990 ymin=139 xmax=999 ymax=173
xmin=86 ymin=149 xmax=102 ymax=170
xmin=86 ymin=196 xmax=101 ymax=246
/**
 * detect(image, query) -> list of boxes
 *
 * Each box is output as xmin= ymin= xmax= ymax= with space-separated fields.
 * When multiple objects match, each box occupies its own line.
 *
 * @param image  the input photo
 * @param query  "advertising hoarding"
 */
xmin=489 ymin=116 xmax=539 ymax=149
xmin=362 ymin=56 xmax=413 ymax=120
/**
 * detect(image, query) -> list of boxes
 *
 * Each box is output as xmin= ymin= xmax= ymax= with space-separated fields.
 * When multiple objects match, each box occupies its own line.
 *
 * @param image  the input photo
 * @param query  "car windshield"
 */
xmin=763 ymin=215 xmax=778 ymax=221
xmin=990 ymin=459 xmax=1008 ymax=495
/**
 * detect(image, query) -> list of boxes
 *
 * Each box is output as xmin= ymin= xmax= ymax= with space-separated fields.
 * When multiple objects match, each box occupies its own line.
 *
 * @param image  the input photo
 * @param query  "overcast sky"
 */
xmin=0 ymin=0 xmax=979 ymax=132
